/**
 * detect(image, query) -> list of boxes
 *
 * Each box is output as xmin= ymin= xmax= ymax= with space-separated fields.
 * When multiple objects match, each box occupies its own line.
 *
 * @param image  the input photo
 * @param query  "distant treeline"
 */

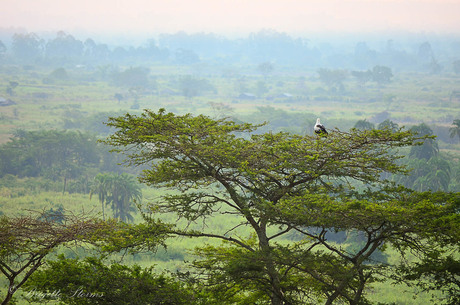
xmin=1 ymin=30 xmax=460 ymax=72
xmin=0 ymin=130 xmax=131 ymax=193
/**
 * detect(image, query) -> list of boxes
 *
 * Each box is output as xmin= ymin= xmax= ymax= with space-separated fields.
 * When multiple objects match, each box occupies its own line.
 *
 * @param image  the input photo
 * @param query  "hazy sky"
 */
xmin=2 ymin=0 xmax=460 ymax=37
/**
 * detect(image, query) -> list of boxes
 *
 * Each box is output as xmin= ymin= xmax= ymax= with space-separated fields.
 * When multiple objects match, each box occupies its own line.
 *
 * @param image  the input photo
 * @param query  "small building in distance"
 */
xmin=0 ymin=97 xmax=16 ymax=106
xmin=238 ymin=92 xmax=256 ymax=100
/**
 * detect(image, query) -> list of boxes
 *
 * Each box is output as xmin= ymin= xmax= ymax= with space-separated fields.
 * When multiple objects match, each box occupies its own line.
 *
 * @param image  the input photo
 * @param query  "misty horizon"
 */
xmin=1 ymin=0 xmax=459 ymax=47
xmin=1 ymin=26 xmax=459 ymax=54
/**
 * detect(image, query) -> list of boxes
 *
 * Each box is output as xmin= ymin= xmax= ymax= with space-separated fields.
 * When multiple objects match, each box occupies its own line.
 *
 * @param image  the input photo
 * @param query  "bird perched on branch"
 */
xmin=314 ymin=118 xmax=328 ymax=136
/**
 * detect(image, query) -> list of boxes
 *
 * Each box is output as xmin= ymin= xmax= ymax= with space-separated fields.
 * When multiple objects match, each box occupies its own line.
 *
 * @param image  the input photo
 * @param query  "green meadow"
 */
xmin=0 ymin=57 xmax=459 ymax=304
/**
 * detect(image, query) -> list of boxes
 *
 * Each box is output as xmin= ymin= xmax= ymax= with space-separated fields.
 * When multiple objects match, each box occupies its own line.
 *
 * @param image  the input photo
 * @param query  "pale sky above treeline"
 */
xmin=1 ymin=0 xmax=459 ymax=38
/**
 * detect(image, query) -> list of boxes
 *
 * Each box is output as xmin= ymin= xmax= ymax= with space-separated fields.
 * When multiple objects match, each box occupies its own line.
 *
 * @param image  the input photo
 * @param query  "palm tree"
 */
xmin=90 ymin=173 xmax=111 ymax=220
xmin=409 ymin=123 xmax=438 ymax=160
xmin=413 ymin=158 xmax=451 ymax=191
xmin=90 ymin=173 xmax=142 ymax=222
xmin=449 ymin=119 xmax=460 ymax=143
xmin=107 ymin=173 xmax=142 ymax=222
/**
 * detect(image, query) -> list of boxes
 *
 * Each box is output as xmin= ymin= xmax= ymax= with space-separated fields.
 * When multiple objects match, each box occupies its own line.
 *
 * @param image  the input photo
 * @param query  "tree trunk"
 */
xmin=62 ymin=176 xmax=67 ymax=194
xmin=256 ymin=221 xmax=285 ymax=305
xmin=1 ymin=293 xmax=12 ymax=305
xmin=2 ymin=282 xmax=15 ymax=305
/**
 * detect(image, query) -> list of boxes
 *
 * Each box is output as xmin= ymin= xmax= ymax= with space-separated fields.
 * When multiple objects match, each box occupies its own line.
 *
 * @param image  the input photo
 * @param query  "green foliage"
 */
xmin=24 ymin=255 xmax=193 ymax=305
xmin=409 ymin=123 xmax=439 ymax=160
xmin=0 ymin=130 xmax=100 ymax=180
xmin=111 ymin=66 xmax=150 ymax=88
xmin=175 ymin=75 xmax=216 ymax=98
xmin=317 ymin=68 xmax=347 ymax=90
xmin=87 ymin=219 xmax=172 ymax=256
xmin=372 ymin=65 xmax=393 ymax=84
xmin=353 ymin=119 xmax=375 ymax=130
xmin=449 ymin=119 xmax=460 ymax=143
xmin=1 ymin=35 xmax=460 ymax=303
xmin=0 ymin=212 xmax=112 ymax=304
xmin=390 ymin=192 xmax=460 ymax=304
xmin=48 ymin=67 xmax=69 ymax=81
xmin=377 ymin=119 xmax=399 ymax=132
xmin=190 ymin=240 xmax=275 ymax=304
xmin=102 ymin=109 xmax=460 ymax=305
xmin=351 ymin=70 xmax=373 ymax=85
xmin=90 ymin=173 xmax=142 ymax=222
xmin=394 ymin=254 xmax=460 ymax=305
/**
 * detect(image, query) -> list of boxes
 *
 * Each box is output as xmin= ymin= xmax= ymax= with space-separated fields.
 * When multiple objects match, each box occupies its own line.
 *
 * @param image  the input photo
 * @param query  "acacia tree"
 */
xmin=104 ymin=109 xmax=459 ymax=305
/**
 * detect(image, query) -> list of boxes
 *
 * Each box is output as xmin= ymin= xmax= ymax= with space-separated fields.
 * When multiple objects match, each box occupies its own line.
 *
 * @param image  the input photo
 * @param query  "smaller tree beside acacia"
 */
xmin=0 ymin=211 xmax=102 ymax=304
xmin=0 ymin=210 xmax=169 ymax=305
xmin=104 ymin=109 xmax=460 ymax=305
xmin=23 ymin=255 xmax=194 ymax=305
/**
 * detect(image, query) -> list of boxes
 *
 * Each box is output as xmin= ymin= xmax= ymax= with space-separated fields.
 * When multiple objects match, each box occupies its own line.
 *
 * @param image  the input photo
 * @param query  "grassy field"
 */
xmin=1 ymin=65 xmax=459 ymax=139
xmin=0 ymin=63 xmax=459 ymax=304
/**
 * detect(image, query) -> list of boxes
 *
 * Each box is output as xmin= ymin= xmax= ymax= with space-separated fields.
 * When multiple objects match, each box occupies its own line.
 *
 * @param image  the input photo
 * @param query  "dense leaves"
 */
xmin=0 ymin=130 xmax=100 ymax=180
xmin=90 ymin=173 xmax=142 ymax=222
xmin=101 ymin=109 xmax=460 ymax=305
xmin=0 ymin=210 xmax=172 ymax=305
xmin=24 ymin=255 xmax=193 ymax=305
xmin=0 ymin=211 xmax=110 ymax=305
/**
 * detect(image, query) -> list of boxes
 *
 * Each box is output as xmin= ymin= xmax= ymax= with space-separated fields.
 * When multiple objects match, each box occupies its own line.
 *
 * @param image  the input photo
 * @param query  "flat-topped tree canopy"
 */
xmin=105 ymin=109 xmax=418 ymax=198
xmin=103 ymin=109 xmax=457 ymax=305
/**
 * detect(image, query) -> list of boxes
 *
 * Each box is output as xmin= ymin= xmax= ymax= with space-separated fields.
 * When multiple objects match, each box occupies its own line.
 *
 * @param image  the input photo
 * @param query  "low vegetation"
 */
xmin=0 ymin=30 xmax=459 ymax=304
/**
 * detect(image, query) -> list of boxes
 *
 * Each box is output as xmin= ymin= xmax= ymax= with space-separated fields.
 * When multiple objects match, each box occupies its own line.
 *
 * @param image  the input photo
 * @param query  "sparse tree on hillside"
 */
xmin=114 ymin=93 xmax=124 ymax=103
xmin=257 ymin=61 xmax=274 ymax=78
xmin=5 ymin=81 xmax=18 ymax=96
xmin=351 ymin=70 xmax=372 ymax=86
xmin=174 ymin=48 xmax=199 ymax=64
xmin=317 ymin=68 xmax=347 ymax=91
xmin=372 ymin=65 xmax=393 ymax=85
xmin=112 ymin=67 xmax=150 ymax=88
xmin=45 ymin=31 xmax=84 ymax=59
xmin=378 ymin=119 xmax=399 ymax=132
xmin=0 ymin=130 xmax=100 ymax=191
xmin=256 ymin=80 xmax=269 ymax=97
xmin=177 ymin=75 xmax=216 ymax=98
xmin=354 ymin=119 xmax=375 ymax=130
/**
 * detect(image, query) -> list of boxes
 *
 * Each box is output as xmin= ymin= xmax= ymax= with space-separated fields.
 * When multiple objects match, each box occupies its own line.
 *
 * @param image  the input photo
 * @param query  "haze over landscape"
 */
xmin=2 ymin=0 xmax=460 ymax=41
xmin=1 ymin=1 xmax=460 ymax=305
